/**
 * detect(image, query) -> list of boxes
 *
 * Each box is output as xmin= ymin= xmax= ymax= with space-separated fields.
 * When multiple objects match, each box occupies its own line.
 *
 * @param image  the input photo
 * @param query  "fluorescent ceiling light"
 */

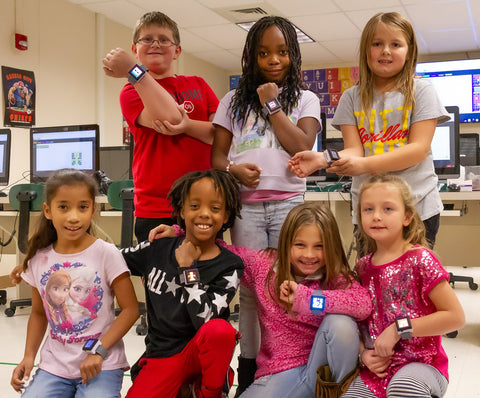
xmin=236 ymin=21 xmax=314 ymax=43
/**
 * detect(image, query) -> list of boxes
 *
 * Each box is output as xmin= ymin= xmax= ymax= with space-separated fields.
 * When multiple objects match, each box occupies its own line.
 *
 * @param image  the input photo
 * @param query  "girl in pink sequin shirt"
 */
xmin=342 ymin=174 xmax=465 ymax=398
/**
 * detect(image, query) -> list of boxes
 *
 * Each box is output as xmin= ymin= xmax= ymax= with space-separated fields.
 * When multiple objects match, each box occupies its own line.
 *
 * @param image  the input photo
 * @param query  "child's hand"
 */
xmin=11 ymin=357 xmax=34 ymax=392
xmin=234 ymin=163 xmax=262 ymax=188
xmin=102 ymin=48 xmax=136 ymax=78
xmin=153 ymin=105 xmax=190 ymax=136
xmin=279 ymin=280 xmax=297 ymax=305
xmin=176 ymin=239 xmax=201 ymax=268
xmin=374 ymin=323 xmax=400 ymax=357
xmin=256 ymin=82 xmax=279 ymax=106
xmin=289 ymin=151 xmax=324 ymax=177
xmin=148 ymin=224 xmax=176 ymax=242
xmin=80 ymin=354 xmax=103 ymax=384
xmin=327 ymin=155 xmax=366 ymax=177
xmin=10 ymin=264 xmax=23 ymax=285
xmin=361 ymin=349 xmax=392 ymax=378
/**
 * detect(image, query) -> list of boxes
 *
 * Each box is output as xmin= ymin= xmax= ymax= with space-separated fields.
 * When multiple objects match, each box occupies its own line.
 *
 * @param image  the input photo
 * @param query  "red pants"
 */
xmin=126 ymin=319 xmax=237 ymax=398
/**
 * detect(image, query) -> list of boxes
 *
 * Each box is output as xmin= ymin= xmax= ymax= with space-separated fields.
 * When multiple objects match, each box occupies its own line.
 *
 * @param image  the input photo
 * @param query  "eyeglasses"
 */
xmin=136 ymin=37 xmax=178 ymax=47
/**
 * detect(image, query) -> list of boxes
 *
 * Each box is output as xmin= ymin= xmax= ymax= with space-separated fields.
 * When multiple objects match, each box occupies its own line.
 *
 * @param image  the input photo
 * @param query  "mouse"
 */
xmin=0 ymin=191 xmax=7 ymax=197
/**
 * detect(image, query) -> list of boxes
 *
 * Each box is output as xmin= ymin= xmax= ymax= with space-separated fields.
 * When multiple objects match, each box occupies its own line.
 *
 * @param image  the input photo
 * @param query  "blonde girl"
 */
xmin=343 ymin=174 xmax=465 ymax=398
xmin=11 ymin=169 xmax=138 ymax=398
xmin=290 ymin=12 xmax=449 ymax=249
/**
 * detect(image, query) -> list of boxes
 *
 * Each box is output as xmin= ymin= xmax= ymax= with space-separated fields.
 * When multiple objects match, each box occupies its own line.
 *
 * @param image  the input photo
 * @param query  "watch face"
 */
xmin=129 ymin=65 xmax=145 ymax=80
xmin=310 ymin=295 xmax=325 ymax=311
xmin=184 ymin=269 xmax=200 ymax=284
xmin=395 ymin=317 xmax=412 ymax=331
xmin=265 ymin=98 xmax=281 ymax=113
xmin=84 ymin=338 xmax=97 ymax=350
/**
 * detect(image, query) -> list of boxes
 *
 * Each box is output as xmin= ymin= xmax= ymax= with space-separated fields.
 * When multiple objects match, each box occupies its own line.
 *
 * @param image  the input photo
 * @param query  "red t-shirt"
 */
xmin=120 ymin=75 xmax=219 ymax=218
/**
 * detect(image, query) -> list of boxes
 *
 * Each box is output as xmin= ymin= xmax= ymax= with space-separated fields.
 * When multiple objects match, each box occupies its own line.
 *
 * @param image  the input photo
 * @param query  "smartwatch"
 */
xmin=395 ymin=316 xmax=413 ymax=339
xmin=128 ymin=64 xmax=149 ymax=85
xmin=310 ymin=290 xmax=326 ymax=315
xmin=82 ymin=338 xmax=108 ymax=359
xmin=324 ymin=149 xmax=340 ymax=166
xmin=179 ymin=262 xmax=200 ymax=285
xmin=263 ymin=97 xmax=282 ymax=115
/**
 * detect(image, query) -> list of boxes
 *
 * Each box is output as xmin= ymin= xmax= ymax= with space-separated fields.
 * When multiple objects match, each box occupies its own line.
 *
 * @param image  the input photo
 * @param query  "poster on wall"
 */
xmin=2 ymin=66 xmax=36 ymax=127
xmin=229 ymin=66 xmax=360 ymax=119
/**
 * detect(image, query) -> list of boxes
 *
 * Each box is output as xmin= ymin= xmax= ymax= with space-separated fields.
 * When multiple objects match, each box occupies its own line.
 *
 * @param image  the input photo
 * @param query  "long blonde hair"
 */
xmin=266 ymin=203 xmax=353 ymax=310
xmin=356 ymin=174 xmax=428 ymax=255
xmin=358 ymin=12 xmax=418 ymax=124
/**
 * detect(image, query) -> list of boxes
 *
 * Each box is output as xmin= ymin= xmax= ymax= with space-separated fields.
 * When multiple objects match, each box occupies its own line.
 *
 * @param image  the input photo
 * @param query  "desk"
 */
xmin=305 ymin=190 xmax=480 ymax=267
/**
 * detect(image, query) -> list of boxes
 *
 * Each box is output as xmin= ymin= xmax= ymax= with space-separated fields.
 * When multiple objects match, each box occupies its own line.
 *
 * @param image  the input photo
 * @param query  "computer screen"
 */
xmin=460 ymin=133 xmax=480 ymax=166
xmin=0 ymin=129 xmax=11 ymax=186
xmin=30 ymin=124 xmax=99 ymax=182
xmin=416 ymin=59 xmax=480 ymax=123
xmin=99 ymin=146 xmax=131 ymax=181
xmin=431 ymin=106 xmax=460 ymax=180
xmin=306 ymin=112 xmax=327 ymax=183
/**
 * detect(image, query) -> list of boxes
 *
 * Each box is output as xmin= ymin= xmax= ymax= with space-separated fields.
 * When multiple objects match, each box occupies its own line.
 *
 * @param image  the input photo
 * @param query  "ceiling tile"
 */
xmin=421 ymin=29 xmax=478 ymax=53
xmin=188 ymin=24 xmax=248 ymax=50
xmin=320 ymin=38 xmax=361 ymax=64
xmin=292 ymin=13 xmax=361 ymax=42
xmin=334 ymin=0 xmax=402 ymax=11
xmin=271 ymin=0 xmax=339 ymax=17
xmin=191 ymin=49 xmax=241 ymax=70
xmin=80 ymin=0 xmax=145 ymax=28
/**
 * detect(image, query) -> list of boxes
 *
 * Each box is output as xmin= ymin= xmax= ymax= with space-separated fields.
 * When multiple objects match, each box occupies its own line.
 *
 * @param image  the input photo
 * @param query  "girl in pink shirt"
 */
xmin=343 ymin=174 xmax=465 ymax=398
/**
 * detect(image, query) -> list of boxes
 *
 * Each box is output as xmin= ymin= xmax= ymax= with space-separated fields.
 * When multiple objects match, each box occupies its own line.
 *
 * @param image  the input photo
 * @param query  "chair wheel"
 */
xmin=136 ymin=324 xmax=147 ymax=336
xmin=446 ymin=331 xmax=458 ymax=338
xmin=5 ymin=307 xmax=15 ymax=317
xmin=469 ymin=282 xmax=478 ymax=291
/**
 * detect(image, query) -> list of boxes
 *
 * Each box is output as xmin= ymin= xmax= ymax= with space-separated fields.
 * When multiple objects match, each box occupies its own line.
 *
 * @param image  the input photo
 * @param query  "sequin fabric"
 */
xmin=355 ymin=246 xmax=450 ymax=398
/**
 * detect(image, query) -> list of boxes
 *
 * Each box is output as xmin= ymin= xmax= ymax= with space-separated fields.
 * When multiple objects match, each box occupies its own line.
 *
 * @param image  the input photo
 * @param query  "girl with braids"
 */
xmin=121 ymin=169 xmax=244 ymax=398
xmin=211 ymin=16 xmax=321 ymax=394
xmin=11 ymin=169 xmax=138 ymax=397
xmin=149 ymin=202 xmax=371 ymax=398
xmin=290 ymin=12 xmax=449 ymax=251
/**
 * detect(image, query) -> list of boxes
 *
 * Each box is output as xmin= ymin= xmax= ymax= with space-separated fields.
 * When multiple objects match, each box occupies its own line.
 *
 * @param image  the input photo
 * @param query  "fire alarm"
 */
xmin=15 ymin=33 xmax=28 ymax=51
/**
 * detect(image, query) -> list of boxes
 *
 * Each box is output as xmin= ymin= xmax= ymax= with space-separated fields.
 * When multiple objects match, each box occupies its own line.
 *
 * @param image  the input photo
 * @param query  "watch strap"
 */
xmin=128 ymin=64 xmax=148 ymax=85
xmin=93 ymin=342 xmax=108 ymax=359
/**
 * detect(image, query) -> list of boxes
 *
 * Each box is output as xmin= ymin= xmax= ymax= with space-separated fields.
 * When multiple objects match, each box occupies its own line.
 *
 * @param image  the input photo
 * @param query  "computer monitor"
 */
xmin=459 ymin=133 xmax=480 ymax=166
xmin=416 ymin=59 xmax=480 ymax=123
xmin=0 ymin=129 xmax=11 ymax=186
xmin=306 ymin=112 xmax=327 ymax=183
xmin=431 ymin=106 xmax=460 ymax=180
xmin=30 ymin=124 xmax=99 ymax=183
xmin=99 ymin=146 xmax=131 ymax=181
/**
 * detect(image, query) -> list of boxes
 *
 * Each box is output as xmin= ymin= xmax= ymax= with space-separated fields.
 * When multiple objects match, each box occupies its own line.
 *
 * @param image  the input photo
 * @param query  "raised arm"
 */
xmin=257 ymin=83 xmax=319 ymax=155
xmin=103 ymin=47 xmax=183 ymax=127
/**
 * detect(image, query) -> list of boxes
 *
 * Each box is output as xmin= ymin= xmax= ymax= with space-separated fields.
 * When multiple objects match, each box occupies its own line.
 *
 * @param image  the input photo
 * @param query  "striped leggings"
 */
xmin=341 ymin=363 xmax=448 ymax=398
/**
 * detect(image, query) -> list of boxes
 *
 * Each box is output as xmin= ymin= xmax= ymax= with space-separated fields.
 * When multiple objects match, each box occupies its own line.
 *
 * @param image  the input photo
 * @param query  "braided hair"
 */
xmin=230 ymin=16 xmax=302 ymax=128
xmin=168 ymin=169 xmax=242 ymax=232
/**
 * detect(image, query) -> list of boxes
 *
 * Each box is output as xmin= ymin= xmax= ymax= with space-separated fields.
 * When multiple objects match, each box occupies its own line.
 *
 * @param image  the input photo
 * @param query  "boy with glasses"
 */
xmin=103 ymin=11 xmax=219 ymax=242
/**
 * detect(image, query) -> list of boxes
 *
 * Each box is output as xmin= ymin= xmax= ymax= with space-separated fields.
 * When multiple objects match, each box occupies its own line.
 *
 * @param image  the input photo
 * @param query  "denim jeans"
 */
xmin=232 ymin=195 xmax=304 ymax=358
xmin=240 ymin=314 xmax=359 ymax=398
xmin=21 ymin=368 xmax=124 ymax=398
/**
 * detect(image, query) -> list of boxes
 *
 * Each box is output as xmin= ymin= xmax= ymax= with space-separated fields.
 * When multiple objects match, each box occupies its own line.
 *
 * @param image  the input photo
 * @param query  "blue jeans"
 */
xmin=232 ymin=195 xmax=304 ymax=358
xmin=240 ymin=314 xmax=359 ymax=398
xmin=22 ymin=368 xmax=124 ymax=398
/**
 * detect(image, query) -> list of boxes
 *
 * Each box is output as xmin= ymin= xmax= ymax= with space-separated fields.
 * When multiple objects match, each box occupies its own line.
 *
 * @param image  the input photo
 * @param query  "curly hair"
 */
xmin=167 ymin=169 xmax=242 ymax=232
xmin=230 ymin=16 xmax=302 ymax=128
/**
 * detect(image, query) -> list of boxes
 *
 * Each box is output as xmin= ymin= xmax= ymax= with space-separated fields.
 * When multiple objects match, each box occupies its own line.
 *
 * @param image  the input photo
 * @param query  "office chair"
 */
xmin=107 ymin=180 xmax=147 ymax=335
xmin=4 ymin=183 xmax=44 ymax=317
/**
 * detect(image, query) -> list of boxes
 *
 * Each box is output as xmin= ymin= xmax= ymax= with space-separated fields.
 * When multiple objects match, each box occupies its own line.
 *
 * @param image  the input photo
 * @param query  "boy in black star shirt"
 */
xmin=122 ymin=169 xmax=244 ymax=398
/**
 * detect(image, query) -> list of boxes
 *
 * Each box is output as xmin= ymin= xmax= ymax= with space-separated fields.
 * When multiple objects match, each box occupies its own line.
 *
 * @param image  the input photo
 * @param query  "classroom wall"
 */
xmin=0 ymin=0 xmax=230 ymax=184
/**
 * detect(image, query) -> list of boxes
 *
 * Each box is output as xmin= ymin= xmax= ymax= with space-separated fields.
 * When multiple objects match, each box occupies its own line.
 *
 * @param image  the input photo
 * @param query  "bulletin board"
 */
xmin=229 ymin=66 xmax=359 ymax=119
